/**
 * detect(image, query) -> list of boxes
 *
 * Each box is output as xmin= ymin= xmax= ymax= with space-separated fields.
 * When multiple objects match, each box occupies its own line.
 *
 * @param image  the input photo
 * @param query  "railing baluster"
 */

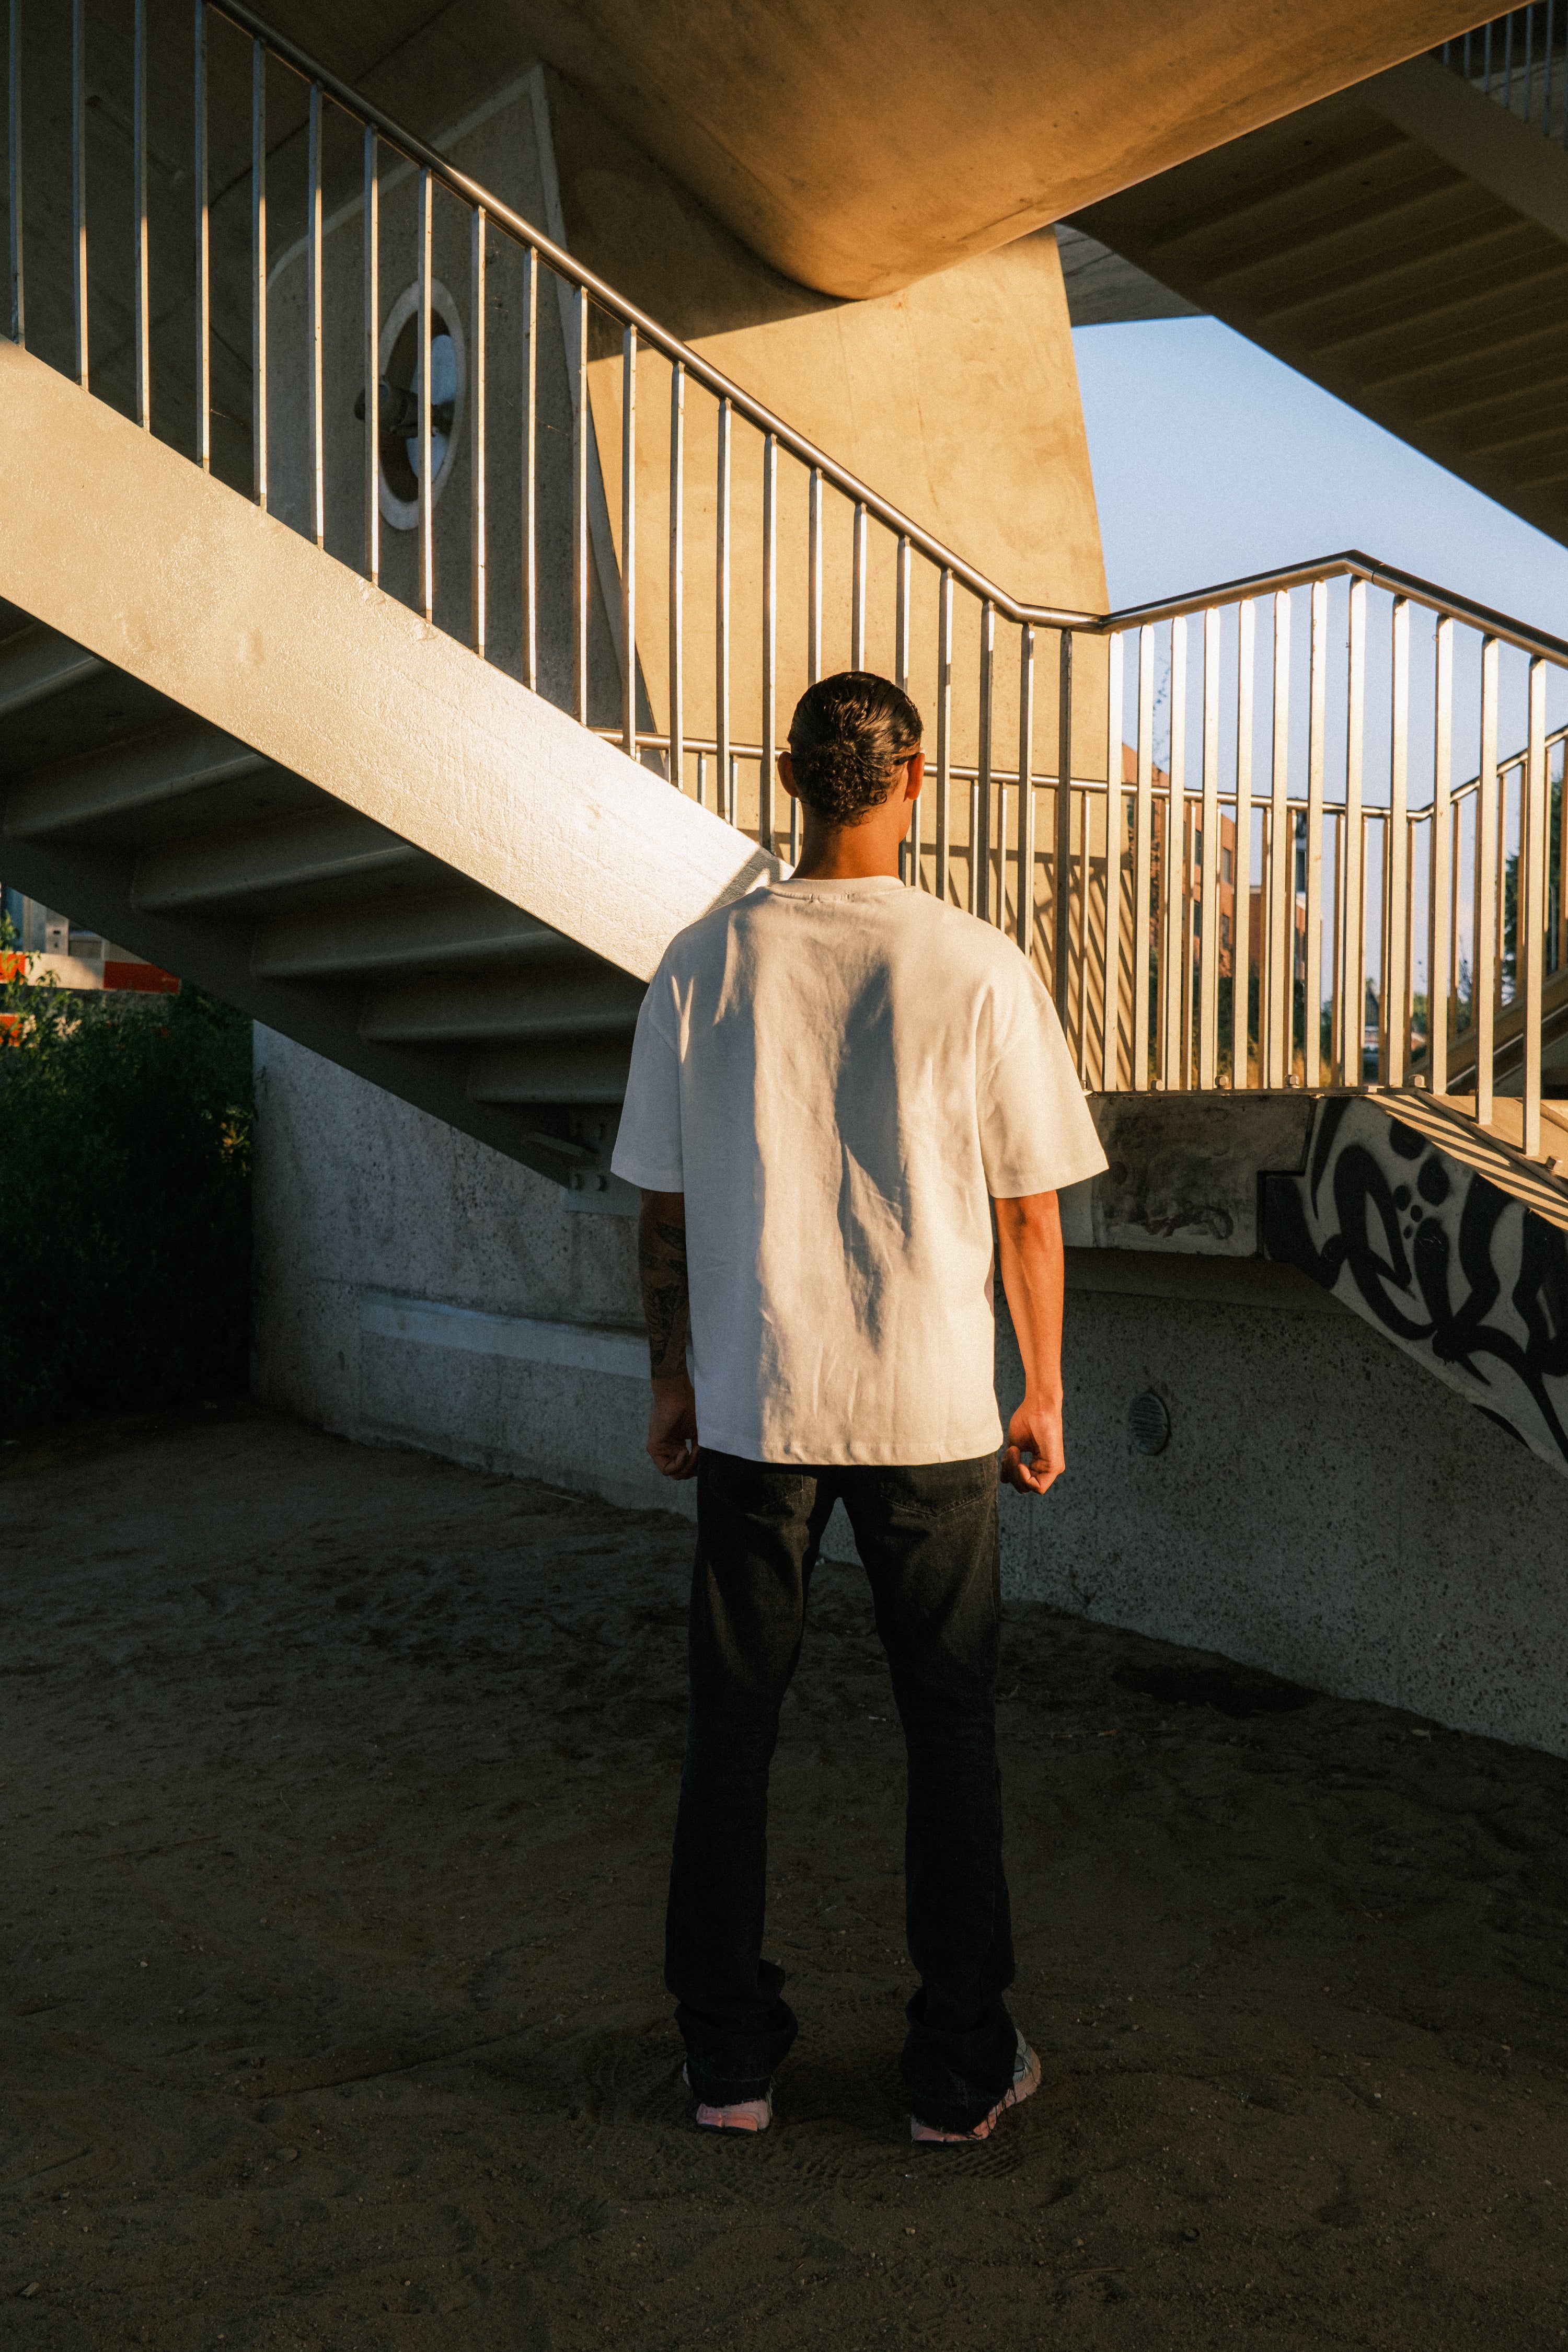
xmin=1266 ymin=590 xmax=1291 ymax=1087
xmin=1103 ymin=630 xmax=1126 ymax=1092
xmin=851 ymin=501 xmax=867 ymax=672
xmin=666 ymin=358 xmax=683 ymax=787
xmin=194 ymin=3 xmax=210 ymax=468
xmin=1386 ymin=597 xmax=1411 ymax=1087
xmin=1234 ymin=598 xmax=1255 ymax=1090
xmin=307 ymin=82 xmax=325 ymax=547
xmin=1198 ymin=606 xmax=1221 ymax=1089
xmin=569 ymin=278 xmax=587 ymax=720
xmin=808 ymin=467 xmax=823 ymax=684
xmin=363 ymin=130 xmax=379 ymax=588
xmin=251 ymin=39 xmax=267 ymax=510
xmin=1304 ymin=579 xmax=1327 ymax=1088
xmin=760 ymin=430 xmax=777 ymax=852
xmin=716 ymin=394 xmax=732 ymax=823
xmin=1429 ymin=614 xmax=1453 ymax=1096
xmin=1054 ymin=632 xmax=1074 ymax=1014
xmin=618 ymin=320 xmax=636 ymax=752
xmin=419 ymin=172 xmax=436 ymax=627
xmin=976 ymin=601 xmax=995 ymax=923
xmin=1016 ymin=622 xmax=1035 ymax=953
xmin=72 ymin=0 xmax=86 ymax=383
xmin=472 ymin=207 xmax=488 ymax=661
xmin=522 ymin=247 xmax=537 ymax=693
xmin=7 ymin=0 xmax=21 ymax=346
xmin=133 ymin=0 xmax=149 ymax=429
xmin=1524 ymin=655 xmax=1549 ymax=1156
xmin=1133 ymin=625 xmax=1155 ymax=1090
xmin=1162 ymin=616 xmax=1187 ymax=1086
xmin=896 ymin=534 xmax=913 ymax=884
xmin=1476 ymin=635 xmax=1500 ymax=1128
xmin=935 ymin=569 xmax=953 ymax=906
xmin=1341 ymin=580 xmax=1366 ymax=1085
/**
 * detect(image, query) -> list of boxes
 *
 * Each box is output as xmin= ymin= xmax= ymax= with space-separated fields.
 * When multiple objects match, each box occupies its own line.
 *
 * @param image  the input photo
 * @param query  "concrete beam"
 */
xmin=250 ymin=894 xmax=584 ymax=981
xmin=6 ymin=722 xmax=270 ymax=838
xmin=0 ymin=620 xmax=105 ymax=719
xmin=134 ymin=806 xmax=425 ymax=914
xmin=361 ymin=965 xmax=644 ymax=1045
xmin=468 ymin=1040 xmax=634 ymax=1104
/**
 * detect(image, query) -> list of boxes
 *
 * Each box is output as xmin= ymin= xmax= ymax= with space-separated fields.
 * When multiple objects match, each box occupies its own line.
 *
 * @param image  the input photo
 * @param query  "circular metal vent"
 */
xmin=1128 ymin=1392 xmax=1171 ymax=1455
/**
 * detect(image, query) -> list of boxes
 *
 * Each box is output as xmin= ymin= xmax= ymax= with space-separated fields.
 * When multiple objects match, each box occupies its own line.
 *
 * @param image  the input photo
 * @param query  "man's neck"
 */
xmin=788 ymin=817 xmax=908 ymax=882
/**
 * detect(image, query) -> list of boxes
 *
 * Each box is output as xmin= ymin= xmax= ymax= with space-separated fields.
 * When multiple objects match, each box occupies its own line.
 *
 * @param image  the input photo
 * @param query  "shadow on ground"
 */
xmin=3 ymin=1401 xmax=1567 ymax=2348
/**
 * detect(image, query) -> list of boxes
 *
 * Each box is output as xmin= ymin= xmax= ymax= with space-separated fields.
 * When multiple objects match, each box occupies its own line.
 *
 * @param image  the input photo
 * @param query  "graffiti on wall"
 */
xmin=1264 ymin=1097 xmax=1568 ymax=1479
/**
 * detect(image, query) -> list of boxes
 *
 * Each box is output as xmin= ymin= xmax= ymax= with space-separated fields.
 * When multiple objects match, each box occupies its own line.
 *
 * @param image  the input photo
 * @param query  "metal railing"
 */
xmin=1437 ymin=6 xmax=1568 ymax=145
xmin=6 ymin=1 xmax=1568 ymax=1159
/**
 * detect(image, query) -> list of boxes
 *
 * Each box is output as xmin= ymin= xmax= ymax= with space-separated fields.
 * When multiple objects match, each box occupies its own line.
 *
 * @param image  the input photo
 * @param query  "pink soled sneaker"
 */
xmin=909 ymin=2030 xmax=1041 ymax=2147
xmin=683 ymin=2062 xmax=773 ymax=2135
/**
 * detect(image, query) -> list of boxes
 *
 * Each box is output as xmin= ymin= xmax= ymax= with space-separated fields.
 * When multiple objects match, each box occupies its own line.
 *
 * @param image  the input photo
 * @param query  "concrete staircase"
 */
xmin=1073 ymin=50 xmax=1568 ymax=547
xmin=0 ymin=343 xmax=771 ymax=1197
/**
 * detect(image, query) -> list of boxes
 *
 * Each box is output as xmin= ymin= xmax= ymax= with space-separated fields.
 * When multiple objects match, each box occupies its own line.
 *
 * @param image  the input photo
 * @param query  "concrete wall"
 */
xmin=256 ymin=1025 xmax=1568 ymax=1757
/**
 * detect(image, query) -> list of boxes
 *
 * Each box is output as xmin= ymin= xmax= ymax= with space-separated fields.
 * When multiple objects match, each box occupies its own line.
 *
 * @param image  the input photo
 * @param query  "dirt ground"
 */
xmin=3 ymin=1404 xmax=1567 ymax=2351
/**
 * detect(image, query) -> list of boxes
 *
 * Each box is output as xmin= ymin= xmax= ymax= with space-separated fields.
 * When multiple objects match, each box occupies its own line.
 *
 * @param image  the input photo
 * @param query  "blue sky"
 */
xmin=1073 ymin=318 xmax=1568 ymax=638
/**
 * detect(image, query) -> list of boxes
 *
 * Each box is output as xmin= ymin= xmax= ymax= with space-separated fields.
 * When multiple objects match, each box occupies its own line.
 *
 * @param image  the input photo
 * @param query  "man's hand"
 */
xmin=647 ymin=1373 xmax=701 ymax=1480
xmin=1001 ymin=1393 xmax=1065 ymax=1496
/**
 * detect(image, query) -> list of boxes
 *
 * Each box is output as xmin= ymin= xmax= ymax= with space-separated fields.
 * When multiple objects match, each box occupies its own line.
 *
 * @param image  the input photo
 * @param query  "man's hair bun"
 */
xmin=787 ymin=672 xmax=923 ymax=828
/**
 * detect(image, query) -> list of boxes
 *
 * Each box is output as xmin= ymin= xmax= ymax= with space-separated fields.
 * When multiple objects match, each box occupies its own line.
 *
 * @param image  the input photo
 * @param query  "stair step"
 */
xmin=0 ymin=621 xmax=106 ymax=718
xmin=467 ymin=1041 xmax=635 ymax=1105
xmin=7 ymin=719 xmax=271 ymax=839
xmin=250 ymin=893 xmax=585 ymax=982
xmin=134 ymin=806 xmax=425 ymax=914
xmin=361 ymin=966 xmax=644 ymax=1046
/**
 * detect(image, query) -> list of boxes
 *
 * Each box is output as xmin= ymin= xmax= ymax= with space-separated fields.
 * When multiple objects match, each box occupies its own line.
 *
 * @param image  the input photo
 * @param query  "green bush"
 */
xmin=0 ymin=968 xmax=253 ymax=1435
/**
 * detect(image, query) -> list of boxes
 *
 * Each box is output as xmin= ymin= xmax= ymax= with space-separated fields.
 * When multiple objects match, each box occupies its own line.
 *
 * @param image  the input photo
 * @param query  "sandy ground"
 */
xmin=2 ymin=1404 xmax=1568 ymax=2351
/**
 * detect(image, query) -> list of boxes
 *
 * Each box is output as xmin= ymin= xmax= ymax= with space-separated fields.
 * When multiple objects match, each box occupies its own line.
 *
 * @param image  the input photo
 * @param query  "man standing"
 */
xmin=611 ymin=672 xmax=1107 ymax=2145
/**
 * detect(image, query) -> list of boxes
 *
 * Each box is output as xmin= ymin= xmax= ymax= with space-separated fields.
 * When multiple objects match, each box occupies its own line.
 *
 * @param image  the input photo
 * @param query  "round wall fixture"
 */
xmin=372 ymin=280 xmax=467 ymax=534
xmin=1128 ymin=1391 xmax=1171 ymax=1455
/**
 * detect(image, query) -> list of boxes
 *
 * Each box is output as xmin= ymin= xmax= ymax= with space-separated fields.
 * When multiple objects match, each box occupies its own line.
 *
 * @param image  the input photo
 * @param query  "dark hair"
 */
xmin=787 ymin=672 xmax=923 ymax=828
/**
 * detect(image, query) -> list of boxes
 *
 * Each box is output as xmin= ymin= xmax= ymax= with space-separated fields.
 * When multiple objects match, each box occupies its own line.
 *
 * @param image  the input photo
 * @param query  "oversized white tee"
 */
xmin=611 ymin=875 xmax=1108 ymax=1466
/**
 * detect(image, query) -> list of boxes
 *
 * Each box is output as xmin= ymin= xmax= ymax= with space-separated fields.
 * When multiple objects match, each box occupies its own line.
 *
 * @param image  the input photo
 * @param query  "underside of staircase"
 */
xmin=0 ymin=341 xmax=771 ymax=1194
xmin=1074 ymin=52 xmax=1568 ymax=547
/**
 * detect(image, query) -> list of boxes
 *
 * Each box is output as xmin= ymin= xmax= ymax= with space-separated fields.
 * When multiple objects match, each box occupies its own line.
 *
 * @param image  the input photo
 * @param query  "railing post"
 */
xmin=1161 ymin=616 xmax=1186 ymax=1086
xmin=1198 ymin=606 xmax=1220 ymax=1089
xmin=1103 ymin=628 xmax=1125 ymax=1092
xmin=570 ymin=278 xmax=587 ymax=720
xmin=7 ymin=0 xmax=22 ymax=347
xmin=1304 ymin=578 xmax=1326 ymax=1088
xmin=619 ymin=319 xmax=637 ymax=754
xmin=364 ymin=130 xmax=379 ymax=588
xmin=133 ymin=0 xmax=150 ymax=430
xmin=1385 ymin=597 xmax=1411 ymax=1088
xmin=1341 ymin=580 xmax=1366 ymax=1085
xmin=1266 ymin=590 xmax=1291 ymax=1087
xmin=1016 ymin=621 xmax=1035 ymax=953
xmin=1428 ymin=615 xmax=1453 ymax=1097
xmin=72 ymin=0 xmax=86 ymax=384
xmin=194 ymin=2 xmax=210 ymax=469
xmin=716 ymin=395 xmax=732 ymax=823
xmin=250 ymin=39 xmax=267 ymax=510
xmin=1054 ymin=630 xmax=1074 ymax=1014
xmin=1524 ymin=654 xmax=1549 ymax=1156
xmin=935 ymin=569 xmax=953 ymax=906
xmin=1133 ymin=625 xmax=1155 ymax=1090
xmin=761 ymin=430 xmax=777 ymax=852
xmin=976 ymin=601 xmax=995 ymax=923
xmin=472 ymin=207 xmax=488 ymax=662
xmin=851 ymin=500 xmax=867 ymax=673
xmin=1476 ymin=635 xmax=1500 ymax=1129
xmin=307 ymin=82 xmax=325 ymax=548
xmin=667 ymin=359 xmax=684 ymax=788
xmin=521 ymin=247 xmax=538 ymax=693
xmin=1233 ymin=598 xmax=1255 ymax=1091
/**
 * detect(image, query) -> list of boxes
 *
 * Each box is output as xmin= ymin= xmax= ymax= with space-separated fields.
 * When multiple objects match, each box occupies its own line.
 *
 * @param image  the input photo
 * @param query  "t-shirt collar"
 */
xmin=769 ymin=873 xmax=906 ymax=899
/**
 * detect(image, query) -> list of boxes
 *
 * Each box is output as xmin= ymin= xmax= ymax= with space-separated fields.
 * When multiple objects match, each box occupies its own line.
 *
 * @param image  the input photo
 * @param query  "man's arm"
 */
xmin=637 ymin=1189 xmax=700 ymax=1480
xmin=993 ymin=1190 xmax=1066 ymax=1497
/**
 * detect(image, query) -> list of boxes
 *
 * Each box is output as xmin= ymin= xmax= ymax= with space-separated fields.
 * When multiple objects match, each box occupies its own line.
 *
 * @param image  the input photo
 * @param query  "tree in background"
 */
xmin=0 ymin=960 xmax=252 ymax=1435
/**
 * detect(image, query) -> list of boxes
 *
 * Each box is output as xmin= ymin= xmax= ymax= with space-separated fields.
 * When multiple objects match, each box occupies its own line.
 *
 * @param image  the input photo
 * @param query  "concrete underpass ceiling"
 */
xmin=253 ymin=0 xmax=1496 ymax=298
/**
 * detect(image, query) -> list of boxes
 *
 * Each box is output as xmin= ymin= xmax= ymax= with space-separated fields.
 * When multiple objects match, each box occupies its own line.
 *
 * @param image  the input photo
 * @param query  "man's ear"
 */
xmin=778 ymin=751 xmax=798 ymax=801
xmin=905 ymin=747 xmax=926 ymax=802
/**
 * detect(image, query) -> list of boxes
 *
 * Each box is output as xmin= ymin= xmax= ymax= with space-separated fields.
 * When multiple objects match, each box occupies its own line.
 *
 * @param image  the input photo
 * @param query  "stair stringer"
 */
xmin=0 ymin=339 xmax=774 ymax=987
xmin=1263 ymin=1093 xmax=1568 ymax=1479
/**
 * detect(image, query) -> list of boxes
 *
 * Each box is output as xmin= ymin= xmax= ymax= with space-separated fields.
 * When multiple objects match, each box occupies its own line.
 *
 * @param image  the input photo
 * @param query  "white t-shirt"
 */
xmin=611 ymin=874 xmax=1107 ymax=1466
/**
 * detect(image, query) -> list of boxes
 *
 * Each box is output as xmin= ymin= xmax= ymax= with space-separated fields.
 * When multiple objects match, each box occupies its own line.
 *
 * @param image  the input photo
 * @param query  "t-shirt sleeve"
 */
xmin=610 ymin=983 xmax=684 ymax=1191
xmin=975 ymin=954 xmax=1108 ymax=1198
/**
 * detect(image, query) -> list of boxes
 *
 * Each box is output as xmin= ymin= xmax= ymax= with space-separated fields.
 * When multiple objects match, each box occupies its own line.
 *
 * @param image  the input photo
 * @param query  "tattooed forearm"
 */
xmin=637 ymin=1193 xmax=691 ymax=1381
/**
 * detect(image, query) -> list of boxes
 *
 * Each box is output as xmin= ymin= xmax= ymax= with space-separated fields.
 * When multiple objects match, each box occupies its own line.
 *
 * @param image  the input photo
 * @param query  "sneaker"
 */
xmin=683 ymin=2061 xmax=773 ymax=2135
xmin=909 ymin=2030 xmax=1041 ymax=2146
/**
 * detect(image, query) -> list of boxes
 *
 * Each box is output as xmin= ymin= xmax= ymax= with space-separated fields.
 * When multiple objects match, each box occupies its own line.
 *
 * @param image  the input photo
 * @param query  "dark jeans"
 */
xmin=666 ymin=1447 xmax=1018 ymax=2132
